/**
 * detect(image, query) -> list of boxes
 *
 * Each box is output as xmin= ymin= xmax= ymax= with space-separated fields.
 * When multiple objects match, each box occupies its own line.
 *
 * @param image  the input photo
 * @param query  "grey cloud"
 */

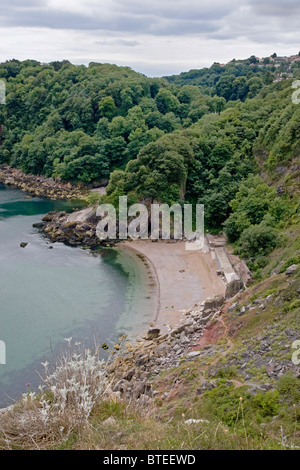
xmin=95 ymin=39 xmax=140 ymax=47
xmin=249 ymin=0 xmax=300 ymax=16
xmin=206 ymin=0 xmax=300 ymax=44
xmin=113 ymin=0 xmax=235 ymax=22
xmin=0 ymin=9 xmax=221 ymax=36
xmin=0 ymin=0 xmax=233 ymax=35
xmin=0 ymin=0 xmax=44 ymax=6
xmin=0 ymin=0 xmax=299 ymax=47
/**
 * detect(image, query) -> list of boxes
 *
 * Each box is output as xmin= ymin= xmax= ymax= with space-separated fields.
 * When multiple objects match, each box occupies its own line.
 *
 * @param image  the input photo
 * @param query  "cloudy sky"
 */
xmin=0 ymin=0 xmax=299 ymax=76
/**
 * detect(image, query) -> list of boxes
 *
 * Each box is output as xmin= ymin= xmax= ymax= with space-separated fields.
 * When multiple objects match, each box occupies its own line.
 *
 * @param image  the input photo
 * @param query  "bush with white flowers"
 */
xmin=0 ymin=339 xmax=109 ymax=449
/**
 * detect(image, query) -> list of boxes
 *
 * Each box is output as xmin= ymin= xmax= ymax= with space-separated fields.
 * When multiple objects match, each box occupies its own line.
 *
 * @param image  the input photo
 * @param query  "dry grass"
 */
xmin=0 ymin=339 xmax=109 ymax=450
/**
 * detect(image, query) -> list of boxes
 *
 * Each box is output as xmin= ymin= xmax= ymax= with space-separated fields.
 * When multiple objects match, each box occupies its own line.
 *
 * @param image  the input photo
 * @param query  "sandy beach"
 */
xmin=121 ymin=239 xmax=226 ymax=331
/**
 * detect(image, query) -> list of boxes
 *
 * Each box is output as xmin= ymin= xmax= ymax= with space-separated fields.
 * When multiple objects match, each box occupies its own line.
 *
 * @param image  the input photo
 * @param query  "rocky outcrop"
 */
xmin=0 ymin=166 xmax=86 ymax=200
xmin=104 ymin=302 xmax=224 ymax=406
xmin=225 ymin=279 xmax=244 ymax=299
xmin=285 ymin=264 xmax=298 ymax=276
xmin=38 ymin=208 xmax=108 ymax=247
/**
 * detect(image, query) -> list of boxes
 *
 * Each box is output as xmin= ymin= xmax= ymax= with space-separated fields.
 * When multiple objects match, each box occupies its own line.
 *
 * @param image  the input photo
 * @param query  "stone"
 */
xmin=138 ymin=394 xmax=152 ymax=407
xmin=102 ymin=416 xmax=117 ymax=426
xmin=112 ymin=379 xmax=128 ymax=393
xmin=124 ymin=342 xmax=134 ymax=352
xmin=199 ymin=313 xmax=214 ymax=325
xmin=197 ymin=381 xmax=216 ymax=394
xmin=285 ymin=264 xmax=298 ymax=276
xmin=186 ymin=350 xmax=202 ymax=359
xmin=20 ymin=242 xmax=28 ymax=248
xmin=228 ymin=302 xmax=239 ymax=312
xmin=135 ymin=354 xmax=149 ymax=366
xmin=42 ymin=211 xmax=57 ymax=222
xmin=170 ymin=325 xmax=186 ymax=337
xmin=132 ymin=381 xmax=146 ymax=399
xmin=123 ymin=368 xmax=135 ymax=381
xmin=238 ymin=305 xmax=248 ymax=315
xmin=32 ymin=222 xmax=45 ymax=229
xmin=203 ymin=296 xmax=224 ymax=314
xmin=225 ymin=279 xmax=244 ymax=299
xmin=142 ymin=328 xmax=160 ymax=341
xmin=179 ymin=332 xmax=190 ymax=344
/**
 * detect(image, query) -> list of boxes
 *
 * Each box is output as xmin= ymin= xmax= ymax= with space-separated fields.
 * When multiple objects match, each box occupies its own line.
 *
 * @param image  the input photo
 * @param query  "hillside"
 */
xmin=0 ymin=56 xmax=299 ymax=450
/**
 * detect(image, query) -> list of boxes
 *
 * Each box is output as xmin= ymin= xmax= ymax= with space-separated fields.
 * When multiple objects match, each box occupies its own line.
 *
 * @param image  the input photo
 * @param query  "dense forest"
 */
xmin=0 ymin=56 xmax=300 ymax=275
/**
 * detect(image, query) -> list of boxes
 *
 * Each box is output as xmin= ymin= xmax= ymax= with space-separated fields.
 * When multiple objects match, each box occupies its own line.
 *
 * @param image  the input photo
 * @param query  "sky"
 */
xmin=0 ymin=0 xmax=299 ymax=77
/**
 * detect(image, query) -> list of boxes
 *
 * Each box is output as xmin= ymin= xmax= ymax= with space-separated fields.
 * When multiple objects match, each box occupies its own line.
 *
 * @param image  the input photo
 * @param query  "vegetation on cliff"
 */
xmin=0 ymin=56 xmax=299 ymax=450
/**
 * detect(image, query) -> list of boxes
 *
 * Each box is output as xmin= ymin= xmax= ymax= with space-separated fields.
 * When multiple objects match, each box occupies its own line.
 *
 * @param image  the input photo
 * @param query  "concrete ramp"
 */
xmin=214 ymin=246 xmax=239 ymax=284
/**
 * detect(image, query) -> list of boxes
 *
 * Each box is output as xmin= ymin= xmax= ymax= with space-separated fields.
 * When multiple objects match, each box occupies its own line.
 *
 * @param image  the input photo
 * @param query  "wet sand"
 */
xmin=121 ymin=240 xmax=226 ymax=330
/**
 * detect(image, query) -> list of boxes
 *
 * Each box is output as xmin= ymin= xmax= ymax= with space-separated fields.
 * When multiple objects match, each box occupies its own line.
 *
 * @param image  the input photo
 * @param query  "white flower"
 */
xmin=64 ymin=337 xmax=72 ymax=345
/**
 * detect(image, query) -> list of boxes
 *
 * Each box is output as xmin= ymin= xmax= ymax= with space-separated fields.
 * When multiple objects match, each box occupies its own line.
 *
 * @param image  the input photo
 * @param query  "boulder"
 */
xmin=135 ymin=353 xmax=149 ymax=367
xmin=142 ymin=328 xmax=160 ymax=341
xmin=102 ymin=416 xmax=117 ymax=426
xmin=42 ymin=211 xmax=57 ymax=222
xmin=225 ymin=279 xmax=244 ymax=299
xmin=132 ymin=381 xmax=146 ymax=399
xmin=203 ymin=295 xmax=224 ymax=316
xmin=285 ymin=264 xmax=298 ymax=276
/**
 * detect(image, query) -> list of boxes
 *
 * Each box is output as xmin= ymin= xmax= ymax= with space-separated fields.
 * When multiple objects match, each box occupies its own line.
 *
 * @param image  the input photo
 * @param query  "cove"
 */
xmin=0 ymin=183 xmax=156 ymax=407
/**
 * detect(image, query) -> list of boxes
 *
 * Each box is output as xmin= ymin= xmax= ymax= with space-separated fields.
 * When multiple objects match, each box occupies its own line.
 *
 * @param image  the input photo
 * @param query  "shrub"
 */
xmin=279 ymin=255 xmax=300 ymax=273
xmin=277 ymin=373 xmax=300 ymax=404
xmin=239 ymin=223 xmax=277 ymax=258
xmin=252 ymin=391 xmax=281 ymax=418
xmin=0 ymin=339 xmax=108 ymax=450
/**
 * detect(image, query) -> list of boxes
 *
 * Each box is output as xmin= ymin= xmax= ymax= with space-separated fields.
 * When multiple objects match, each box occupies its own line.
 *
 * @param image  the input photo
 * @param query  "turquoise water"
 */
xmin=0 ymin=184 xmax=155 ymax=407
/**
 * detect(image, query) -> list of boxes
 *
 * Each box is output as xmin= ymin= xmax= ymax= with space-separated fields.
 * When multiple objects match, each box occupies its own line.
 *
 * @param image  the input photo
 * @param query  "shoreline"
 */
xmin=120 ymin=239 xmax=226 ymax=332
xmin=118 ymin=243 xmax=161 ymax=325
xmin=0 ymin=165 xmax=88 ymax=200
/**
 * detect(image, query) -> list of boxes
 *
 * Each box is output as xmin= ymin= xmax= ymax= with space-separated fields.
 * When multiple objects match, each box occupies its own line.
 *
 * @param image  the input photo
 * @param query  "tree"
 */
xmin=155 ymin=89 xmax=180 ymax=114
xmin=98 ymin=96 xmax=116 ymax=120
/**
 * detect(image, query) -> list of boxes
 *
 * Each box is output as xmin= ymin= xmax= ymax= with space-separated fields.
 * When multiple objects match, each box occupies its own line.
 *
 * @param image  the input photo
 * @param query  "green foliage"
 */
xmin=201 ymin=384 xmax=281 ymax=427
xmin=0 ymin=59 xmax=299 ymax=259
xmin=251 ymin=391 xmax=281 ymax=417
xmin=279 ymin=255 xmax=300 ymax=273
xmin=238 ymin=223 xmax=278 ymax=258
xmin=277 ymin=374 xmax=300 ymax=404
xmin=106 ymin=134 xmax=193 ymax=204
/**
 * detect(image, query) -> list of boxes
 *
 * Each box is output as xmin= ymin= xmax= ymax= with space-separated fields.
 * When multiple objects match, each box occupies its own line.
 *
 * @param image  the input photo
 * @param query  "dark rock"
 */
xmin=135 ymin=354 xmax=149 ymax=367
xmin=143 ymin=328 xmax=160 ymax=341
xmin=20 ymin=242 xmax=28 ymax=248
xmin=42 ymin=211 xmax=57 ymax=222
xmin=197 ymin=381 xmax=217 ymax=394
xmin=225 ymin=279 xmax=244 ymax=299
xmin=112 ymin=379 xmax=128 ymax=393
xmin=124 ymin=368 xmax=135 ymax=381
xmin=285 ymin=264 xmax=298 ymax=276
xmin=228 ymin=302 xmax=239 ymax=312
xmin=32 ymin=222 xmax=45 ymax=229
xmin=132 ymin=381 xmax=146 ymax=399
xmin=202 ymin=295 xmax=224 ymax=317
